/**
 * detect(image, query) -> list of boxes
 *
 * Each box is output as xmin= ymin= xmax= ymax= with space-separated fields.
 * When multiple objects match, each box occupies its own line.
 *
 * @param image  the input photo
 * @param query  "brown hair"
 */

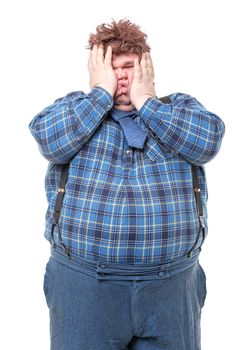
xmin=87 ymin=19 xmax=150 ymax=58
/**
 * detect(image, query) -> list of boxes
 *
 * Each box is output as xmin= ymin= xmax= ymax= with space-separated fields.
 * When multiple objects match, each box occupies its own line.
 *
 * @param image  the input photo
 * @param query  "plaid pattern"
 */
xmin=110 ymin=108 xmax=148 ymax=149
xmin=29 ymin=87 xmax=225 ymax=264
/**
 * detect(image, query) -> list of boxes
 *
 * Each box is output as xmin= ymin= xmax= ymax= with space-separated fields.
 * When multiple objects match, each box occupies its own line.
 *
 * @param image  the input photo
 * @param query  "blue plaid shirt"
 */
xmin=29 ymin=87 xmax=225 ymax=264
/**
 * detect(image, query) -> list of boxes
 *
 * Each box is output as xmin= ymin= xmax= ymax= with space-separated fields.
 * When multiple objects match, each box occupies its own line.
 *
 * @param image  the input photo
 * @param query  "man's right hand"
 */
xmin=88 ymin=45 xmax=117 ymax=97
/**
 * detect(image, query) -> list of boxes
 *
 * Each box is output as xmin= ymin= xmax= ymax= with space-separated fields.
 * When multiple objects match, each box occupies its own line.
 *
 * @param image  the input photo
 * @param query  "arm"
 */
xmin=138 ymin=93 xmax=225 ymax=165
xmin=130 ymin=53 xmax=225 ymax=165
xmin=28 ymin=87 xmax=113 ymax=164
xmin=29 ymin=45 xmax=117 ymax=164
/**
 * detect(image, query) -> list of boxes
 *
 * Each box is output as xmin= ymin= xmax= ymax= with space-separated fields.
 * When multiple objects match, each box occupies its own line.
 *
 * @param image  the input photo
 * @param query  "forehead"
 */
xmin=112 ymin=53 xmax=139 ymax=68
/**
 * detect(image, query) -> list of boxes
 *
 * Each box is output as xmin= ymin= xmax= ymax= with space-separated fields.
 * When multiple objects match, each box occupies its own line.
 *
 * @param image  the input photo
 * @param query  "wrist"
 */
xmin=94 ymin=84 xmax=115 ymax=98
xmin=133 ymin=95 xmax=155 ymax=111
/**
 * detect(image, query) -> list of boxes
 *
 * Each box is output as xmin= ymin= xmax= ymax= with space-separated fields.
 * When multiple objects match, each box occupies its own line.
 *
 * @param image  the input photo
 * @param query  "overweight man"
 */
xmin=29 ymin=19 xmax=225 ymax=350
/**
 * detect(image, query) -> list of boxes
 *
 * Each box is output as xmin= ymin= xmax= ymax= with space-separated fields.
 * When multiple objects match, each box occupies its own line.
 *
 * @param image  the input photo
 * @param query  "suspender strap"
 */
xmin=53 ymin=163 xmax=69 ymax=223
xmin=50 ymin=163 xmax=70 ymax=256
xmin=187 ymin=164 xmax=205 ymax=257
xmin=191 ymin=165 xmax=203 ymax=217
xmin=159 ymin=95 xmax=172 ymax=104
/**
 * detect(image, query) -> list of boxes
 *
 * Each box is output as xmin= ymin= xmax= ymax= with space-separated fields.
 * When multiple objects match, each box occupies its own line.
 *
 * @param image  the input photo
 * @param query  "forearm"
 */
xmin=28 ymin=87 xmax=113 ymax=164
xmin=139 ymin=93 xmax=225 ymax=165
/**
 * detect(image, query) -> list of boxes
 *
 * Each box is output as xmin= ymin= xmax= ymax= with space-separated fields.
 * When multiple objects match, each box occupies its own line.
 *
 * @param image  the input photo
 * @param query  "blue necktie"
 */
xmin=110 ymin=109 xmax=148 ymax=149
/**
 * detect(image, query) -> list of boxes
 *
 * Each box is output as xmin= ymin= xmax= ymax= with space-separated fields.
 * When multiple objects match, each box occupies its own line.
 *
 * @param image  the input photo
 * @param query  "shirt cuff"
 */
xmin=89 ymin=87 xmax=114 ymax=112
xmin=138 ymin=97 xmax=171 ymax=125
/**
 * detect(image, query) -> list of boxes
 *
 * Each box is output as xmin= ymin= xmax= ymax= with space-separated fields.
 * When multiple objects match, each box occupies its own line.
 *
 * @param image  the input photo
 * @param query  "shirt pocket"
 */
xmin=146 ymin=137 xmax=173 ymax=161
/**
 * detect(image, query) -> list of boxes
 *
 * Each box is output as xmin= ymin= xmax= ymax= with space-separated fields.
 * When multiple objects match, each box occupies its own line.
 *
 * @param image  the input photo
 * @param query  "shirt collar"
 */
xmin=110 ymin=107 xmax=138 ymax=121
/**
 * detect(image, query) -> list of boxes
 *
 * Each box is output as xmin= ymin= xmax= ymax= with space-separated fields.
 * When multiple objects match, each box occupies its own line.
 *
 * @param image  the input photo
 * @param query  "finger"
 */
xmin=140 ymin=53 xmax=148 ymax=68
xmin=140 ymin=52 xmax=149 ymax=76
xmin=133 ymin=57 xmax=141 ymax=79
xmin=146 ymin=52 xmax=155 ymax=79
xmin=91 ymin=44 xmax=98 ymax=66
xmin=104 ymin=45 xmax=112 ymax=66
xmin=97 ymin=44 xmax=104 ymax=65
xmin=88 ymin=50 xmax=92 ymax=70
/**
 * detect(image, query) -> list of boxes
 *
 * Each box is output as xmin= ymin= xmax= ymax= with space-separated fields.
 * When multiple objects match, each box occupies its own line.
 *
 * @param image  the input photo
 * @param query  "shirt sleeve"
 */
xmin=139 ymin=93 xmax=225 ymax=166
xmin=28 ymin=87 xmax=113 ymax=164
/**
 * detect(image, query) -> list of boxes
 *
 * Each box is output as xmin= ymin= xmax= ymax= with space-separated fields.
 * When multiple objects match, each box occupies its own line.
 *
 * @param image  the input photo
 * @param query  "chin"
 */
xmin=114 ymin=94 xmax=131 ymax=105
xmin=114 ymin=96 xmax=134 ymax=110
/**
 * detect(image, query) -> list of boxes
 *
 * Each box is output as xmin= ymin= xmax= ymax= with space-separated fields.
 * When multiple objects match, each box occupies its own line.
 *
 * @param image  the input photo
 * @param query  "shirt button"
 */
xmin=107 ymin=104 xmax=111 ymax=110
xmin=126 ymin=150 xmax=130 ymax=154
xmin=158 ymin=271 xmax=164 ymax=277
xmin=100 ymin=264 xmax=106 ymax=269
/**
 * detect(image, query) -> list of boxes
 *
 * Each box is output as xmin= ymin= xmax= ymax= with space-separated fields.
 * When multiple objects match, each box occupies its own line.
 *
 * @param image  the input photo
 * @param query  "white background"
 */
xmin=1 ymin=0 xmax=251 ymax=349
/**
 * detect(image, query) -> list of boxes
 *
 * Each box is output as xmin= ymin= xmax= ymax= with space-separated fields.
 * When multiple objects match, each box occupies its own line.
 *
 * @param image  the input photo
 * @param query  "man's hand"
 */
xmin=130 ymin=52 xmax=157 ymax=111
xmin=88 ymin=45 xmax=117 ymax=97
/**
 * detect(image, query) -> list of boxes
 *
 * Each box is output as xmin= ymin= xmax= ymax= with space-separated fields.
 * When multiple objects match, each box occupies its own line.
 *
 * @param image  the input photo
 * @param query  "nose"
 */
xmin=116 ymin=68 xmax=127 ymax=80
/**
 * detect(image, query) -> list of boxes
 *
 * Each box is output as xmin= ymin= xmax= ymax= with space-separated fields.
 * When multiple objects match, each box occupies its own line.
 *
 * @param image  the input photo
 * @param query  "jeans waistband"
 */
xmin=50 ymin=245 xmax=200 ymax=281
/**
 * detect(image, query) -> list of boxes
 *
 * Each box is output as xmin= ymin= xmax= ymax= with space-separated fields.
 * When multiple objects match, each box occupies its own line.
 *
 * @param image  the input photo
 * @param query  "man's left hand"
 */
xmin=130 ymin=52 xmax=157 ymax=111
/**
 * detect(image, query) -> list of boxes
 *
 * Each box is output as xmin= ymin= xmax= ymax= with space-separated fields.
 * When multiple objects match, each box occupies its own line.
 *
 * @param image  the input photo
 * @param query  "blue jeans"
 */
xmin=43 ymin=246 xmax=207 ymax=350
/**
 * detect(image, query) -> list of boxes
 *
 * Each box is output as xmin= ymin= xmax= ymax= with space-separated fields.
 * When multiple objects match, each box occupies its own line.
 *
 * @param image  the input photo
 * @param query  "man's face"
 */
xmin=112 ymin=53 xmax=139 ymax=110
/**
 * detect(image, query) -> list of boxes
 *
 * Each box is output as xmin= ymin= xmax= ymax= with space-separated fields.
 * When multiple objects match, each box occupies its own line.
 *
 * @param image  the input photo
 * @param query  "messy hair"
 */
xmin=87 ymin=19 xmax=150 ymax=57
